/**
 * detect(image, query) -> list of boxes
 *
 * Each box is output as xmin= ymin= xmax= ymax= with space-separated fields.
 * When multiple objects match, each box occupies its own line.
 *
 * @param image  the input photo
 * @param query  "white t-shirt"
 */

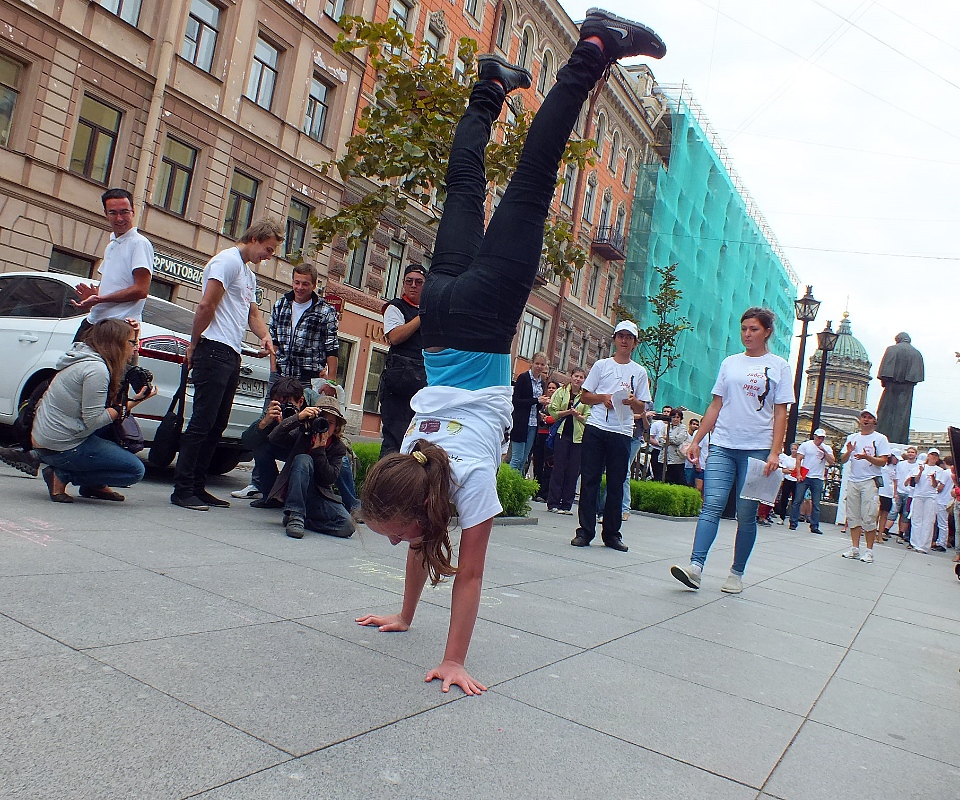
xmin=582 ymin=357 xmax=651 ymax=437
xmin=896 ymin=459 xmax=918 ymax=498
xmin=911 ymin=463 xmax=942 ymax=500
xmin=201 ymin=247 xmax=258 ymax=353
xmin=291 ymin=299 xmax=311 ymax=331
xmin=383 ymin=304 xmax=405 ymax=335
xmin=843 ymin=431 xmax=891 ymax=483
xmin=879 ymin=462 xmax=897 ymax=499
xmin=779 ymin=453 xmax=798 ymax=482
xmin=709 ymin=352 xmax=794 ymax=450
xmin=936 ymin=467 xmax=954 ymax=506
xmin=649 ymin=419 xmax=667 ymax=448
xmin=401 ymin=385 xmax=512 ymax=530
xmin=88 ymin=228 xmax=154 ymax=323
xmin=797 ymin=439 xmax=833 ymax=481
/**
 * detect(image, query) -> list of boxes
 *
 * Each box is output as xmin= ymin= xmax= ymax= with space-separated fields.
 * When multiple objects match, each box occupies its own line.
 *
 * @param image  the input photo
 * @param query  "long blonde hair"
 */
xmin=83 ymin=319 xmax=135 ymax=404
xmin=361 ymin=439 xmax=455 ymax=585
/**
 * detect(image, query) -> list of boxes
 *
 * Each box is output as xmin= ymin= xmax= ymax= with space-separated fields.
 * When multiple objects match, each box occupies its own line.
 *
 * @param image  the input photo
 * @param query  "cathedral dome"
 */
xmin=810 ymin=313 xmax=871 ymax=371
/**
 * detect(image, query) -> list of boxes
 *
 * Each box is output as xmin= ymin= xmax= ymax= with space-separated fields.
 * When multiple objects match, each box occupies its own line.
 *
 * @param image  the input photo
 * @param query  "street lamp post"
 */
xmin=811 ymin=320 xmax=841 ymax=433
xmin=785 ymin=286 xmax=820 ymax=448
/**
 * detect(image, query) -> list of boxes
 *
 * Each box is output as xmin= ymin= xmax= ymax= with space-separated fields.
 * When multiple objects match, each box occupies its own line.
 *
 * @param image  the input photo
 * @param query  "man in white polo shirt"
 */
xmin=72 ymin=188 xmax=154 ymax=339
xmin=171 ymin=219 xmax=282 ymax=512
xmin=571 ymin=319 xmax=651 ymax=552
xmin=789 ymin=427 xmax=835 ymax=535
xmin=840 ymin=409 xmax=891 ymax=563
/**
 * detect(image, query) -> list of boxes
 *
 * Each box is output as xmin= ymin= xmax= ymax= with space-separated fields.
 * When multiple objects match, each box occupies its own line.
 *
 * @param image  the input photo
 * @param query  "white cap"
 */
xmin=890 ymin=449 xmax=901 ymax=460
xmin=860 ymin=408 xmax=877 ymax=418
xmin=813 ymin=428 xmax=827 ymax=437
xmin=928 ymin=448 xmax=941 ymax=456
xmin=613 ymin=320 xmax=639 ymax=338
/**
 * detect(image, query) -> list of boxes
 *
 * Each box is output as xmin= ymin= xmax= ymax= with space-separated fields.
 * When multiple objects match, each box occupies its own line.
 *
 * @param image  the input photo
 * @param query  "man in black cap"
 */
xmin=378 ymin=263 xmax=428 ymax=458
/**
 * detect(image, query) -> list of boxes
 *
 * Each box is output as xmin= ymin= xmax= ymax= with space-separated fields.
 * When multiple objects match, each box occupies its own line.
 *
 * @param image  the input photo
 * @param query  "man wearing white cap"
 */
xmin=877 ymin=448 xmax=900 ymax=541
xmin=840 ymin=409 xmax=891 ymax=562
xmin=789 ymin=428 xmax=835 ymax=534
xmin=571 ymin=319 xmax=651 ymax=552
xmin=906 ymin=449 xmax=944 ymax=553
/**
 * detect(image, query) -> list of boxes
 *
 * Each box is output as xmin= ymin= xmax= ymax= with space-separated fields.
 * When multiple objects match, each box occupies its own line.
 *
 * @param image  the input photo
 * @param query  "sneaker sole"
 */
xmin=670 ymin=565 xmax=700 ymax=589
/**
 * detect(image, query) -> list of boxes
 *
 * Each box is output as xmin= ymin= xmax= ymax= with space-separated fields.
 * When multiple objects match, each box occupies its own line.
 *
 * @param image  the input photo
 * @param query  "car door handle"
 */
xmin=18 ymin=334 xmax=39 ymax=343
xmin=240 ymin=365 xmax=253 ymax=376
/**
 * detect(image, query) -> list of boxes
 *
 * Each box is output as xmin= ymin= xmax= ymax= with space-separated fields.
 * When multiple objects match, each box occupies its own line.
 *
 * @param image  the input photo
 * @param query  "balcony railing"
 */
xmin=591 ymin=226 xmax=627 ymax=261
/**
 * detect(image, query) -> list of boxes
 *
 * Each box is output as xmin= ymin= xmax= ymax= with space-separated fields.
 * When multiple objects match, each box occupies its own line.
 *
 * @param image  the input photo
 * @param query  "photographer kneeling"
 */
xmin=241 ymin=377 xmax=359 ymax=516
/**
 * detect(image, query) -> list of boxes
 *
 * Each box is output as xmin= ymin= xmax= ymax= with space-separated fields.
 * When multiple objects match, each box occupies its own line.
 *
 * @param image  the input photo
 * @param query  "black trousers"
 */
xmin=173 ymin=338 xmax=240 ymax=496
xmin=419 ymin=42 xmax=607 ymax=354
xmin=576 ymin=426 xmax=632 ymax=544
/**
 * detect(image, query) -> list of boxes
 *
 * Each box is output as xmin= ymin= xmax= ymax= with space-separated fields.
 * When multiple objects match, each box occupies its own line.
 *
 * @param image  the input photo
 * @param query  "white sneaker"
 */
xmin=841 ymin=547 xmax=860 ymax=559
xmin=859 ymin=550 xmax=874 ymax=563
xmin=670 ymin=564 xmax=701 ymax=589
xmin=622 ymin=511 xmax=630 ymax=522
xmin=560 ymin=509 xmax=573 ymax=515
xmin=231 ymin=483 xmax=261 ymax=499
xmin=721 ymin=573 xmax=743 ymax=594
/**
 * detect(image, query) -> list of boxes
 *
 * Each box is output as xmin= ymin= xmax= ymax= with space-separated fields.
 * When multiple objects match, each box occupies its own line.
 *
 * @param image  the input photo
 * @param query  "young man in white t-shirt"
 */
xmin=789 ymin=428 xmax=835 ymax=534
xmin=895 ymin=445 xmax=919 ymax=542
xmin=172 ymin=219 xmax=282 ymax=512
xmin=840 ymin=409 xmax=891 ymax=562
xmin=572 ymin=320 xmax=651 ymax=552
xmin=933 ymin=455 xmax=955 ymax=551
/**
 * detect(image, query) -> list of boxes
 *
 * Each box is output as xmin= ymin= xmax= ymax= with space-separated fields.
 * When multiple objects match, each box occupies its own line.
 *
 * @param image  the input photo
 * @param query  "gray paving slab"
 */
xmin=0 ymin=569 xmax=279 ymax=649
xmin=810 ymin=677 xmax=960 ymax=767
xmin=765 ymin=720 xmax=960 ymax=800
xmin=497 ymin=649 xmax=804 ymax=788
xmin=89 ymin=621 xmax=451 ymax=756
xmin=0 ymin=528 xmax=132 ymax=577
xmin=0 ymin=614 xmax=67 ymax=662
xmin=0 ymin=650 xmax=286 ymax=800
xmin=850 ymin=614 xmax=960 ymax=672
xmin=596 ymin=626 xmax=831 ymax=716
xmin=831 ymin=647 xmax=960 ymax=706
xmin=192 ymin=693 xmax=759 ymax=800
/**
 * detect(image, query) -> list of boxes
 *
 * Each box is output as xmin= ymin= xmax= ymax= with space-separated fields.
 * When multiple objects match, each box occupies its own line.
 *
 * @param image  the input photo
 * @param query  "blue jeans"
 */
xmin=41 ymin=434 xmax=145 ymax=489
xmin=790 ymin=477 xmax=824 ymax=529
xmin=284 ymin=454 xmax=354 ymax=538
xmin=419 ymin=42 xmax=606 ymax=353
xmin=576 ymin=426 xmax=632 ymax=543
xmin=256 ymin=441 xmax=359 ymax=513
xmin=691 ymin=445 xmax=769 ymax=575
xmin=509 ymin=425 xmax=537 ymax=473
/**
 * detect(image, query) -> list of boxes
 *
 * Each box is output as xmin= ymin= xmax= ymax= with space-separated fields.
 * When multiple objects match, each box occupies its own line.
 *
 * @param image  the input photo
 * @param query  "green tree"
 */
xmin=636 ymin=263 xmax=692 ymax=403
xmin=306 ymin=17 xmax=592 ymax=281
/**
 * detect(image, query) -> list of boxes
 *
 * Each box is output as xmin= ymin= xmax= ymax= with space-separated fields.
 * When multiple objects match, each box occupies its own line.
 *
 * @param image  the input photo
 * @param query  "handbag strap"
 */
xmin=166 ymin=360 xmax=189 ymax=416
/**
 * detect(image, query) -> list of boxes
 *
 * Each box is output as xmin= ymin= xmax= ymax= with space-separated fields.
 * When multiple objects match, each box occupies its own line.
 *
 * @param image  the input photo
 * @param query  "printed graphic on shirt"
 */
xmin=746 ymin=366 xmax=773 ymax=411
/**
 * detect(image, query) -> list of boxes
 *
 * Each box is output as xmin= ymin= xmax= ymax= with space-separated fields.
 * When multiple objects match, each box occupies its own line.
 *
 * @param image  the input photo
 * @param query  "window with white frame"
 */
xmin=495 ymin=6 xmax=511 ymax=51
xmin=181 ymin=0 xmax=220 ymax=72
xmin=101 ymin=0 xmax=141 ymax=26
xmin=560 ymin=163 xmax=576 ymax=207
xmin=571 ymin=265 xmax=583 ymax=297
xmin=453 ymin=56 xmax=467 ymax=84
xmin=285 ymin=198 xmax=312 ymax=259
xmin=345 ymin=236 xmax=368 ymax=288
xmin=304 ymin=75 xmax=330 ymax=142
xmin=622 ymin=148 xmax=633 ymax=188
xmin=615 ymin=203 xmax=626 ymax=235
xmin=598 ymin=192 xmax=612 ymax=231
xmin=594 ymin=113 xmax=605 ymax=156
xmin=382 ymin=240 xmax=405 ymax=299
xmin=581 ymin=173 xmax=597 ymax=223
xmin=153 ymin=136 xmax=197 ymax=216
xmin=518 ymin=28 xmax=533 ymax=70
xmin=335 ymin=336 xmax=354 ymax=389
xmin=587 ymin=264 xmax=601 ymax=307
xmin=363 ymin=348 xmax=388 ymax=412
xmin=324 ymin=0 xmax=347 ymax=20
xmin=537 ymin=50 xmax=552 ymax=95
xmin=69 ymin=94 xmax=121 ymax=184
xmin=464 ymin=0 xmax=479 ymax=21
xmin=246 ymin=36 xmax=279 ymax=110
xmin=518 ymin=311 xmax=547 ymax=359
xmin=222 ymin=170 xmax=258 ymax=238
xmin=609 ymin=130 xmax=620 ymax=175
xmin=603 ymin=275 xmax=615 ymax=315
xmin=422 ymin=26 xmax=442 ymax=63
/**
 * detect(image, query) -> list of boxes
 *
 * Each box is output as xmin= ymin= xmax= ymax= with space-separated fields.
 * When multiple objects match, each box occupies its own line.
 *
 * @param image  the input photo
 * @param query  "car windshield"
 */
xmin=142 ymin=297 xmax=195 ymax=335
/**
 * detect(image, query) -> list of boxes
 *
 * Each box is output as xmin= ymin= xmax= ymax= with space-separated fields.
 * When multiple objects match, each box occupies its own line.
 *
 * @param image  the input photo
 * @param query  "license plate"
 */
xmin=237 ymin=377 xmax=266 ymax=399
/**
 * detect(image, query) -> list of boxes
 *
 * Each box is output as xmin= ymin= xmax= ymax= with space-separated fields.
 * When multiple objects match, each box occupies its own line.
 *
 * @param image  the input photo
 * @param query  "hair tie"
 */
xmin=412 ymin=451 xmax=427 ymax=465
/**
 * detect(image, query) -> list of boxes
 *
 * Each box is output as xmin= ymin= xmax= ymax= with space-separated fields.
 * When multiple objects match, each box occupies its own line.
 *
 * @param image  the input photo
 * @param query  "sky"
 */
xmin=560 ymin=0 xmax=959 ymax=432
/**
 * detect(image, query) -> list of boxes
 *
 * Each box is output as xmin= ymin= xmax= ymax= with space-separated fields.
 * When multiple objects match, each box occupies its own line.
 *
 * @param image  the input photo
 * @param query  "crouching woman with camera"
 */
xmin=261 ymin=395 xmax=355 ymax=539
xmin=33 ymin=319 xmax=155 ymax=503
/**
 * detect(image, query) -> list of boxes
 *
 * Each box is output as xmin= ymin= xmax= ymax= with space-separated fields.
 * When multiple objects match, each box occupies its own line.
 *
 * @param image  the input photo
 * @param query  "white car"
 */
xmin=0 ymin=271 xmax=270 ymax=474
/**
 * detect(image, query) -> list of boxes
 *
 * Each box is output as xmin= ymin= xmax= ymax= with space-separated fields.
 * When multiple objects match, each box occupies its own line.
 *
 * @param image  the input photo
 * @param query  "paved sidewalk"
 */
xmin=2 ymin=465 xmax=959 ymax=799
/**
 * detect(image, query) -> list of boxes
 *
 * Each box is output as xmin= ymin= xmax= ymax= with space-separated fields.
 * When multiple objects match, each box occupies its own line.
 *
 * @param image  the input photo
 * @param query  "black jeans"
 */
xmin=173 ymin=338 xmax=240 ymax=496
xmin=548 ymin=436 xmax=581 ymax=511
xmin=420 ymin=42 xmax=606 ymax=354
xmin=576 ymin=426 xmax=632 ymax=543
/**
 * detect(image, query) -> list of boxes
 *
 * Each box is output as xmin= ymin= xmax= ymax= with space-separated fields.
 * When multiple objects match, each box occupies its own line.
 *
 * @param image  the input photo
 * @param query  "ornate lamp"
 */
xmin=810 ymin=320 xmax=841 ymax=432
xmin=785 ymin=286 xmax=820 ymax=447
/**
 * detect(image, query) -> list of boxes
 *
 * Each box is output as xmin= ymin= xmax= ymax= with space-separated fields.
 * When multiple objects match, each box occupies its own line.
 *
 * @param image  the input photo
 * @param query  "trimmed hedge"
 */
xmin=497 ymin=464 xmax=539 ymax=517
xmin=628 ymin=480 xmax=702 ymax=517
xmin=351 ymin=442 xmax=382 ymax=494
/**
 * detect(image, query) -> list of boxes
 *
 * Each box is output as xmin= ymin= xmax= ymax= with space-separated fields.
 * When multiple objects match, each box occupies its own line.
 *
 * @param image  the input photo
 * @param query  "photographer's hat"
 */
xmin=315 ymin=395 xmax=347 ymax=424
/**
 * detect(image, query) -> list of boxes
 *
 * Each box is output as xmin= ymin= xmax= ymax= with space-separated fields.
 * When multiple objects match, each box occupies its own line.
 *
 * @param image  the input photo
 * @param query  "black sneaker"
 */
xmin=286 ymin=516 xmax=306 ymax=539
xmin=171 ymin=493 xmax=209 ymax=512
xmin=931 ymin=544 xmax=947 ymax=552
xmin=0 ymin=445 xmax=41 ymax=477
xmin=195 ymin=489 xmax=230 ymax=508
xmin=477 ymin=53 xmax=532 ymax=94
xmin=250 ymin=497 xmax=283 ymax=509
xmin=580 ymin=8 xmax=667 ymax=61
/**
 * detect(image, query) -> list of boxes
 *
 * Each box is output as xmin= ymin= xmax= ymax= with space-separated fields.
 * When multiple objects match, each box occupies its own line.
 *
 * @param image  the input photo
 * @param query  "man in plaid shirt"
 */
xmin=268 ymin=264 xmax=339 ymax=386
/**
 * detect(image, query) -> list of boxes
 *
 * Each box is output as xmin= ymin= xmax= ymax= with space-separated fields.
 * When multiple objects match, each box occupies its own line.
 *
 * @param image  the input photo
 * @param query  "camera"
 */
xmin=125 ymin=365 xmax=154 ymax=394
xmin=302 ymin=416 xmax=330 ymax=438
xmin=280 ymin=402 xmax=300 ymax=419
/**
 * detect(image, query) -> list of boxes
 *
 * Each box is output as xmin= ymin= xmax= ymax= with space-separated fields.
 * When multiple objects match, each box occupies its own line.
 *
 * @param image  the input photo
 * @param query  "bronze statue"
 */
xmin=876 ymin=332 xmax=924 ymax=444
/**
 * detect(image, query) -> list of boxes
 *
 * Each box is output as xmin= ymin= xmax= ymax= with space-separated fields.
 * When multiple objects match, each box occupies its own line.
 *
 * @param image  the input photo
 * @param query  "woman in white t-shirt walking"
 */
xmin=671 ymin=308 xmax=794 ymax=594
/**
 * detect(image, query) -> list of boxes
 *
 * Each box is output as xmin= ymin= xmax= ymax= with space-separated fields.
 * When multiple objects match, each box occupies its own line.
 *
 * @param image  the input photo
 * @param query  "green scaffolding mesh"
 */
xmin=622 ymin=87 xmax=798 ymax=411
